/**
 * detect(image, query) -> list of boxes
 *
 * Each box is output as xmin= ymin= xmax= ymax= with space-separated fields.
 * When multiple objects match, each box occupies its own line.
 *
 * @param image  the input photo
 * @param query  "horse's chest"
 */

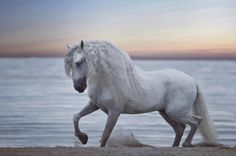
xmin=89 ymin=87 xmax=113 ymax=114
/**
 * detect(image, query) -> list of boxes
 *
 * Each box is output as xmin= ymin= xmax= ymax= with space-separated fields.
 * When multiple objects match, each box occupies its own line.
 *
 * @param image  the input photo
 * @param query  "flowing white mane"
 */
xmin=65 ymin=40 xmax=145 ymax=103
xmin=85 ymin=40 xmax=145 ymax=103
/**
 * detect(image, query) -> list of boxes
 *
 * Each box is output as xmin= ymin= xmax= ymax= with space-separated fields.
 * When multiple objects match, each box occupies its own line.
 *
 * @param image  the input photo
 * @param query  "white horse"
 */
xmin=64 ymin=40 xmax=218 ymax=147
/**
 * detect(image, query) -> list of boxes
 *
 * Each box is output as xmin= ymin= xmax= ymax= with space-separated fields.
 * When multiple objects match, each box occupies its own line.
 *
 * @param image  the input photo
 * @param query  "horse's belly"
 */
xmin=122 ymin=85 xmax=165 ymax=114
xmin=123 ymin=100 xmax=161 ymax=114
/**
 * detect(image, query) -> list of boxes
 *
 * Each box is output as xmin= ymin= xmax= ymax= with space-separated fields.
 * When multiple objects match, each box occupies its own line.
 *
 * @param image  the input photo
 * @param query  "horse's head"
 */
xmin=66 ymin=41 xmax=87 ymax=93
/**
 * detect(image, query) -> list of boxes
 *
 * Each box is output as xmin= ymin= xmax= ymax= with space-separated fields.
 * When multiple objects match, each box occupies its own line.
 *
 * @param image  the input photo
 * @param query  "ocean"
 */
xmin=0 ymin=58 xmax=235 ymax=147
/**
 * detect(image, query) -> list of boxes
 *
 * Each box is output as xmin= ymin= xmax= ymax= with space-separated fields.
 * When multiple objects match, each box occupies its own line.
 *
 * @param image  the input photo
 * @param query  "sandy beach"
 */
xmin=0 ymin=146 xmax=235 ymax=156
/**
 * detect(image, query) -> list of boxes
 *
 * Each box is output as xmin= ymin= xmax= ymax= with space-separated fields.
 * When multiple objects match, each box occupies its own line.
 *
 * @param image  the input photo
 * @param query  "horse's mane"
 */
xmin=64 ymin=40 xmax=145 ymax=103
xmin=64 ymin=44 xmax=79 ymax=77
xmin=84 ymin=40 xmax=145 ymax=103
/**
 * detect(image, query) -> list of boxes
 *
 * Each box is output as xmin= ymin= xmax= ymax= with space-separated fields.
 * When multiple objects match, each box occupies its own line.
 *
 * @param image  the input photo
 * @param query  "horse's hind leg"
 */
xmin=159 ymin=111 xmax=186 ymax=147
xmin=182 ymin=115 xmax=202 ymax=147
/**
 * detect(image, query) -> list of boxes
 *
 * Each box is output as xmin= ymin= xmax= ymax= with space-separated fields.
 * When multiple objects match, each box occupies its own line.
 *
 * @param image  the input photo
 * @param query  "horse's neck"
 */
xmin=132 ymin=66 xmax=146 ymax=82
xmin=121 ymin=65 xmax=148 ymax=99
xmin=87 ymin=62 xmax=148 ymax=100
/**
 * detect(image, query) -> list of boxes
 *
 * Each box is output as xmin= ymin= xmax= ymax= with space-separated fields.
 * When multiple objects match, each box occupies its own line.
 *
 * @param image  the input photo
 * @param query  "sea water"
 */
xmin=0 ymin=58 xmax=235 ymax=147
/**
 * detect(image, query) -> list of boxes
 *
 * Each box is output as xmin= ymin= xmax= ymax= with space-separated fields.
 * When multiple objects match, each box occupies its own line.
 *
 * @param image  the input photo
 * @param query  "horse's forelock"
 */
xmin=64 ymin=49 xmax=74 ymax=77
xmin=64 ymin=43 xmax=84 ymax=77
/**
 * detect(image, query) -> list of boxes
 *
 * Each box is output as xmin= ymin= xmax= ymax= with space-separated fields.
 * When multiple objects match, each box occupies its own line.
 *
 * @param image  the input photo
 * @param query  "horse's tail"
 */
xmin=192 ymin=84 xmax=218 ymax=143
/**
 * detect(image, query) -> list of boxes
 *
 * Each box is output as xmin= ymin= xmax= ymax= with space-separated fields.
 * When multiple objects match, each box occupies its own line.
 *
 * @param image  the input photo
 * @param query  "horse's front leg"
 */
xmin=100 ymin=111 xmax=120 ymax=147
xmin=73 ymin=101 xmax=98 ymax=144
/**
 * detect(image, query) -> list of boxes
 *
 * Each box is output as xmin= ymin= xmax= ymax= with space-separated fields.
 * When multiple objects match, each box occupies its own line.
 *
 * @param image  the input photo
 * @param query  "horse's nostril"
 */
xmin=74 ymin=84 xmax=84 ymax=93
xmin=73 ymin=78 xmax=87 ymax=93
xmin=74 ymin=85 xmax=80 ymax=91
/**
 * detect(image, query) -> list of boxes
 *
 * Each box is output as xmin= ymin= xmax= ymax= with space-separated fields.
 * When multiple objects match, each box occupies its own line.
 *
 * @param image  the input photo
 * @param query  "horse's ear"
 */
xmin=81 ymin=40 xmax=84 ymax=49
xmin=66 ymin=44 xmax=72 ymax=50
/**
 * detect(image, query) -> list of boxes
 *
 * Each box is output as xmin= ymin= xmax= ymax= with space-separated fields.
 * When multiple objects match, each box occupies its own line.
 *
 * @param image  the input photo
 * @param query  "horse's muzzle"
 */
xmin=74 ymin=85 xmax=86 ymax=93
xmin=73 ymin=77 xmax=87 ymax=93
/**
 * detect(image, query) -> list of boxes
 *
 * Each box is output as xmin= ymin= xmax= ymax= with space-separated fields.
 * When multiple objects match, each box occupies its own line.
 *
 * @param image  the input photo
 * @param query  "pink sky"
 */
xmin=0 ymin=0 xmax=235 ymax=58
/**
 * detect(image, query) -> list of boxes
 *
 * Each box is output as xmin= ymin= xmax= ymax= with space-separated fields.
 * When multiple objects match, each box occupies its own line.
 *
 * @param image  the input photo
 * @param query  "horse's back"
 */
xmin=147 ymin=69 xmax=196 ymax=90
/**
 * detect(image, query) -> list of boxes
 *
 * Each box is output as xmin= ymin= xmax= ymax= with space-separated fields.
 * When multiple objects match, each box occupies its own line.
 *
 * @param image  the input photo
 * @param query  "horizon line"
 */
xmin=1 ymin=51 xmax=236 ymax=59
xmin=1 ymin=54 xmax=236 ymax=60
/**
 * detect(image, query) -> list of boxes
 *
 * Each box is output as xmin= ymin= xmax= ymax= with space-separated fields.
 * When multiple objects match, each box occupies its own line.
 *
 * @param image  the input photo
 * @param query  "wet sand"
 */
xmin=0 ymin=146 xmax=235 ymax=156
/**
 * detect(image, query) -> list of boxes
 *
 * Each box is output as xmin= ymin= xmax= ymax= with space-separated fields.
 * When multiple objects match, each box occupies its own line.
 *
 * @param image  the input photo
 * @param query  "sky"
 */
xmin=0 ymin=0 xmax=235 ymax=58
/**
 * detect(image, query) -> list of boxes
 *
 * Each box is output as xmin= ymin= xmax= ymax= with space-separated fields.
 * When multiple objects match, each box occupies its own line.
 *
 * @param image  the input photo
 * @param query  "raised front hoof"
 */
xmin=78 ymin=132 xmax=88 ymax=145
xmin=182 ymin=142 xmax=195 ymax=147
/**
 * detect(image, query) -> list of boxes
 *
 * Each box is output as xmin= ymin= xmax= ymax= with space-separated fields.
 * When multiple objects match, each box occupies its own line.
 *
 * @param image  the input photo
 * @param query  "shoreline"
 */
xmin=0 ymin=146 xmax=235 ymax=156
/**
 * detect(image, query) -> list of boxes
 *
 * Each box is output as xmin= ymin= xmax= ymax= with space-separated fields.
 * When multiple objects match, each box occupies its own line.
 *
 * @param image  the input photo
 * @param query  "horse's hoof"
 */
xmin=183 ymin=143 xmax=194 ymax=147
xmin=79 ymin=132 xmax=88 ymax=144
